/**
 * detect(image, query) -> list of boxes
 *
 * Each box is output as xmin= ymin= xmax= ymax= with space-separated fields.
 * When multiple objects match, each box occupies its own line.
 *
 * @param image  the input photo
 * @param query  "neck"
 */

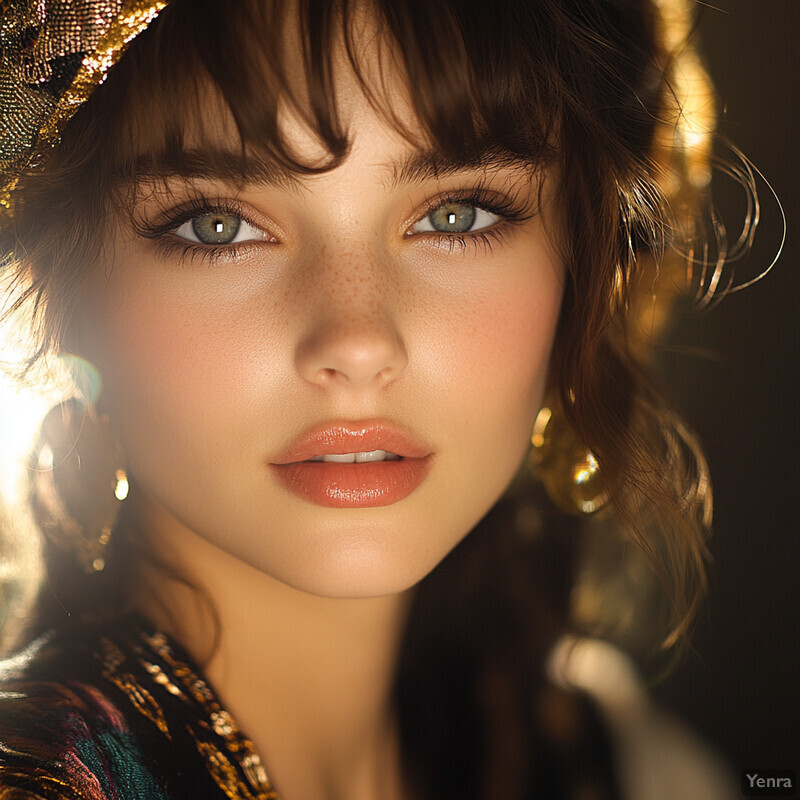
xmin=130 ymin=501 xmax=413 ymax=800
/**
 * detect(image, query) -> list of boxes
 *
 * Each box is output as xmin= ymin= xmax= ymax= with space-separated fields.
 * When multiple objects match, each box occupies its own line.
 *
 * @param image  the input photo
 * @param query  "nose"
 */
xmin=294 ymin=267 xmax=408 ymax=390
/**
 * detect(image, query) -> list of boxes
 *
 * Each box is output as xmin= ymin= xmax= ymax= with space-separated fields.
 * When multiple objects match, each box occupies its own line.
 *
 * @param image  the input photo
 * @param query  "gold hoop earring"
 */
xmin=29 ymin=398 xmax=129 ymax=573
xmin=529 ymin=402 xmax=608 ymax=515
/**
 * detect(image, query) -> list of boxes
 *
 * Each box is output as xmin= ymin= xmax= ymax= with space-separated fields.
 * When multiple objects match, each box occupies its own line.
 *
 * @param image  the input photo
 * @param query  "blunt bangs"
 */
xmin=69 ymin=0 xmax=579 ymax=188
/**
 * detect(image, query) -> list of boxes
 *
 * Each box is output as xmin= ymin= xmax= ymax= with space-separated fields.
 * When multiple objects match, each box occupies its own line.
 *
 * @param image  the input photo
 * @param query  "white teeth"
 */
xmin=308 ymin=450 xmax=401 ymax=463
xmin=355 ymin=450 xmax=399 ymax=463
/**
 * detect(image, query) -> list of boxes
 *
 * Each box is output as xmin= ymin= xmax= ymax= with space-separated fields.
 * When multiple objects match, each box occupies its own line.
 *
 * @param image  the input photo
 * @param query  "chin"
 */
xmin=243 ymin=515 xmax=468 ymax=600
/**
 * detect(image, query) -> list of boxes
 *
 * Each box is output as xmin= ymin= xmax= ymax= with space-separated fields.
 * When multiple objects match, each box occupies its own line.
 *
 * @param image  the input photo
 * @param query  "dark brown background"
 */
xmin=654 ymin=0 xmax=800 ymax=771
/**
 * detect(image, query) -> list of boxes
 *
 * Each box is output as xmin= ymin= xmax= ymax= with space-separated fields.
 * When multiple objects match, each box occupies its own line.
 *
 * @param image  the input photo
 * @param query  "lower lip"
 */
xmin=271 ymin=457 xmax=432 ymax=508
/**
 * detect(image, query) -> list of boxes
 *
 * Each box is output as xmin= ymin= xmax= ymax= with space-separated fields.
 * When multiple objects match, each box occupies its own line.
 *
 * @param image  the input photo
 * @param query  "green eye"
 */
xmin=173 ymin=212 xmax=265 ymax=245
xmin=191 ymin=213 xmax=241 ymax=244
xmin=412 ymin=203 xmax=499 ymax=235
xmin=428 ymin=203 xmax=477 ymax=233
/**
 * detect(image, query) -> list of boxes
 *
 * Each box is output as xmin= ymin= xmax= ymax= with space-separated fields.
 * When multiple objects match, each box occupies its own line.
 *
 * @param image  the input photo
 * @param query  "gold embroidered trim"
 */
xmin=98 ymin=627 xmax=279 ymax=799
xmin=99 ymin=637 xmax=171 ymax=738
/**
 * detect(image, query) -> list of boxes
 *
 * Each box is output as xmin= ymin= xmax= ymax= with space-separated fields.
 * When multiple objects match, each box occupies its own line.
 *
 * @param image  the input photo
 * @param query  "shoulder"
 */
xmin=0 ymin=633 xmax=170 ymax=800
xmin=549 ymin=637 xmax=739 ymax=800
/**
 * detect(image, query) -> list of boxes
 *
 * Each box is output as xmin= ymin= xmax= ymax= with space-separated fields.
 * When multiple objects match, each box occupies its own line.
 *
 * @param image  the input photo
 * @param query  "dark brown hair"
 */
xmin=2 ymin=0 xmax=713 ymax=796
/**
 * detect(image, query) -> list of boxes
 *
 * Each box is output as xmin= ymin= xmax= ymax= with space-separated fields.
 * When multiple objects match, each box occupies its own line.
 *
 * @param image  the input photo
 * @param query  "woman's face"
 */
xmin=77 ymin=71 xmax=565 ymax=599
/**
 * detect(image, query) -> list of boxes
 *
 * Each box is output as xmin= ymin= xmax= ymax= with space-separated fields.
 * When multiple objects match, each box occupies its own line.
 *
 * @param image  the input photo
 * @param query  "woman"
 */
xmin=0 ymin=0 xmax=734 ymax=798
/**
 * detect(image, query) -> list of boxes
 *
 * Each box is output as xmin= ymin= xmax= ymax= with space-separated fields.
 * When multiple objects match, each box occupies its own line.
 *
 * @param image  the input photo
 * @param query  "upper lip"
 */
xmin=272 ymin=420 xmax=431 ymax=465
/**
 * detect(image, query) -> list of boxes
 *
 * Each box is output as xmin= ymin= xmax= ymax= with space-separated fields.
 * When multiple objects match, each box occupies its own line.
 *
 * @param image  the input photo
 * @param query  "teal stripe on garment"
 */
xmin=76 ymin=731 xmax=170 ymax=800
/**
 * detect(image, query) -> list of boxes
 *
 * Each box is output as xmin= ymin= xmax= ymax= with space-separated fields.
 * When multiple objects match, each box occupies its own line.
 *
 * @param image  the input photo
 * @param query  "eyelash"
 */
xmin=134 ymin=197 xmax=261 ymax=266
xmin=412 ymin=188 xmax=534 ymax=255
xmin=135 ymin=187 xmax=534 ymax=265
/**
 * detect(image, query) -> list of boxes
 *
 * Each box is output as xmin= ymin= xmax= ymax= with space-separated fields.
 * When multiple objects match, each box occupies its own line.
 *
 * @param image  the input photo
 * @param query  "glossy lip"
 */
xmin=272 ymin=421 xmax=431 ymax=464
xmin=270 ymin=421 xmax=433 ymax=508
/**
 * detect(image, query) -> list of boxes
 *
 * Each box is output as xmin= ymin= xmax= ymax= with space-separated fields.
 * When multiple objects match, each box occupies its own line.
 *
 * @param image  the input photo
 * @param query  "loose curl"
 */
xmin=1 ymin=0 xmax=717 ymax=796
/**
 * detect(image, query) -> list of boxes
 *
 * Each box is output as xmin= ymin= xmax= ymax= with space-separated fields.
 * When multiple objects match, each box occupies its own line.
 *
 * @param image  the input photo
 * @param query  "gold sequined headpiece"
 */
xmin=0 ymin=0 xmax=168 ymax=218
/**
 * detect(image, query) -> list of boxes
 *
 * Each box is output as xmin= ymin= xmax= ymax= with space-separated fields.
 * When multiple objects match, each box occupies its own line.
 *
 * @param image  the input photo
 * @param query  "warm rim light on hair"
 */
xmin=0 ymin=345 xmax=59 ymax=505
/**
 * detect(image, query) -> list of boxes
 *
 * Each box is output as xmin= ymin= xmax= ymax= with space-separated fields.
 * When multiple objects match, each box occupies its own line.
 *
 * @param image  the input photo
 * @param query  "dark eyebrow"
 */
xmin=380 ymin=148 xmax=542 ymax=191
xmin=116 ymin=150 xmax=304 ymax=193
xmin=117 ymin=146 xmax=542 ymax=193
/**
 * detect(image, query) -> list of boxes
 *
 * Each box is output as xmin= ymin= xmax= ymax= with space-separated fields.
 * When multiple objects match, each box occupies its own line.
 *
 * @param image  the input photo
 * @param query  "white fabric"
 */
xmin=548 ymin=637 xmax=739 ymax=800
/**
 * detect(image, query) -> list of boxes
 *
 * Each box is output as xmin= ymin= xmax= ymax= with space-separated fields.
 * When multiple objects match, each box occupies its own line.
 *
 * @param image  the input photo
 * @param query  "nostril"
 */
xmin=373 ymin=366 xmax=398 ymax=387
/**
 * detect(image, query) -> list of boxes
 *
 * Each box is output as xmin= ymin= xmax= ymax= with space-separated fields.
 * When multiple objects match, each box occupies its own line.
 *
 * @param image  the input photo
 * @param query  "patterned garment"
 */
xmin=0 ymin=617 xmax=279 ymax=799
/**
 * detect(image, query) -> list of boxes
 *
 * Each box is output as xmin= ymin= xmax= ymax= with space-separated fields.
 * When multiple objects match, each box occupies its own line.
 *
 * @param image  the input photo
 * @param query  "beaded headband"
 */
xmin=0 ymin=0 xmax=168 ymax=218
